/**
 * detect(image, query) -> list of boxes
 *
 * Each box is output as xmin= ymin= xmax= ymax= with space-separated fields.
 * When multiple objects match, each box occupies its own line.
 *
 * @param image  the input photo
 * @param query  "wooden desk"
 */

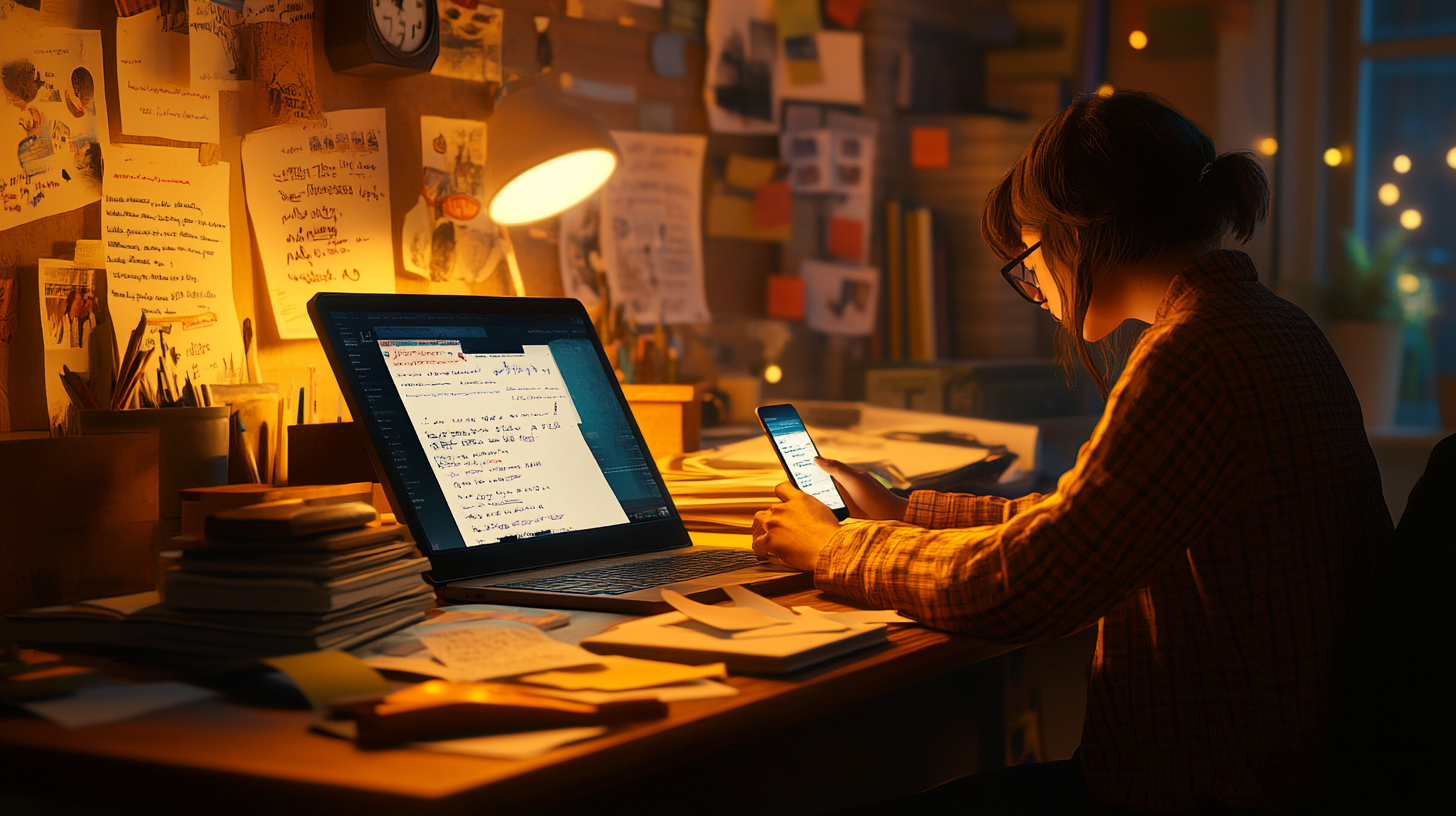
xmin=0 ymin=590 xmax=1013 ymax=816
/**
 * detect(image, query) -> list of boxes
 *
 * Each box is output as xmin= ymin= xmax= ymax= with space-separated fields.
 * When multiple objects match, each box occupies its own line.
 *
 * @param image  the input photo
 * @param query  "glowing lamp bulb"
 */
xmin=488 ymin=149 xmax=618 ymax=225
xmin=1448 ymin=147 xmax=1456 ymax=168
xmin=1398 ymin=272 xmax=1420 ymax=294
xmin=1257 ymin=137 xmax=1278 ymax=156
xmin=763 ymin=364 xmax=783 ymax=384
xmin=1400 ymin=209 xmax=1422 ymax=230
xmin=1129 ymin=30 xmax=1148 ymax=50
xmin=1324 ymin=148 xmax=1343 ymax=167
xmin=1393 ymin=154 xmax=1412 ymax=173
xmin=1378 ymin=183 xmax=1400 ymax=206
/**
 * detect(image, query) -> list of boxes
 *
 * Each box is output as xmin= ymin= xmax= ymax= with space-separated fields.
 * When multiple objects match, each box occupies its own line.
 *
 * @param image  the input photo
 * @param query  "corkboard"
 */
xmin=2 ymin=0 xmax=781 ymax=431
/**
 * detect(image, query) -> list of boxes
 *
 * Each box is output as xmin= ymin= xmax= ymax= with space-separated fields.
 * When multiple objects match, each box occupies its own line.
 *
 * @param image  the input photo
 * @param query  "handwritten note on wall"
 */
xmin=189 ymin=0 xmax=249 ymax=91
xmin=116 ymin=7 xmax=221 ymax=143
xmin=241 ymin=108 xmax=395 ymax=339
xmin=103 ymin=146 xmax=244 ymax=384
xmin=0 ymin=25 xmax=109 ymax=230
xmin=599 ymin=131 xmax=709 ymax=325
xmin=380 ymin=340 xmax=628 ymax=546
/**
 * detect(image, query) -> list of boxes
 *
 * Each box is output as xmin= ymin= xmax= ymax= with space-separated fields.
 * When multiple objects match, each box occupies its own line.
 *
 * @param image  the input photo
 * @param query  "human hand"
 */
xmin=750 ymin=482 xmax=842 ymax=572
xmin=815 ymin=457 xmax=908 ymax=521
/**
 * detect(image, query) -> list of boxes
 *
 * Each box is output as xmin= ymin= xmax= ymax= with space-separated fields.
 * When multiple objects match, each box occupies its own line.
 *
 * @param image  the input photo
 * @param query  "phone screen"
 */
xmin=757 ymin=404 xmax=849 ymax=518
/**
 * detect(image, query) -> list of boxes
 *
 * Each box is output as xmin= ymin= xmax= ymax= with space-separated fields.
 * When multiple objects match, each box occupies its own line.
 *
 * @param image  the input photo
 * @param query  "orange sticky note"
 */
xmin=911 ymin=126 xmax=951 ymax=169
xmin=766 ymin=274 xmax=805 ymax=320
xmin=827 ymin=217 xmax=864 ymax=262
xmin=754 ymin=181 xmax=792 ymax=228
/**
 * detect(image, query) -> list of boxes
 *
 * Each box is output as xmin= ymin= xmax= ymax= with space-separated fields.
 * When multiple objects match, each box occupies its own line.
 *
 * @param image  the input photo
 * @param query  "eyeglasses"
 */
xmin=1000 ymin=241 xmax=1045 ymax=305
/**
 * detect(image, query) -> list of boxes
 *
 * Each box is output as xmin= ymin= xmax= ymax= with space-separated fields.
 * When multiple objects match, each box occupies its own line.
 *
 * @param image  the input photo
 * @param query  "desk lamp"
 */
xmin=482 ymin=80 xmax=620 ymax=295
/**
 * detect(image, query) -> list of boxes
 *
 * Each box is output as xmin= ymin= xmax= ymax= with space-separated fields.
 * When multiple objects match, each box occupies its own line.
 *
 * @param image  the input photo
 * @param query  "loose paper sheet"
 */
xmin=37 ymin=258 xmax=99 ymax=434
xmin=413 ymin=726 xmax=607 ymax=759
xmin=803 ymin=259 xmax=878 ymax=336
xmin=189 ymin=0 xmax=249 ymax=90
xmin=241 ymin=108 xmax=395 ymax=339
xmin=116 ymin=7 xmax=222 ymax=143
xmin=599 ymin=131 xmax=708 ymax=325
xmin=0 ymin=25 xmax=108 ymax=231
xmin=705 ymin=0 xmax=779 ymax=133
xmin=104 ymin=145 xmax=245 ymax=384
xmin=519 ymin=655 xmax=726 ymax=691
xmin=402 ymin=116 xmax=501 ymax=289
xmin=557 ymin=192 xmax=604 ymax=305
xmin=22 ymin=681 xmax=213 ymax=729
xmin=432 ymin=0 xmax=502 ymax=83
xmin=418 ymin=621 xmax=601 ymax=681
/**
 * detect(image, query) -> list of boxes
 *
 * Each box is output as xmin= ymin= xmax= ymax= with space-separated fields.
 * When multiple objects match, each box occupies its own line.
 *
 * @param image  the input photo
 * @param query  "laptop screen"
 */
xmin=317 ymin=304 xmax=674 ymax=555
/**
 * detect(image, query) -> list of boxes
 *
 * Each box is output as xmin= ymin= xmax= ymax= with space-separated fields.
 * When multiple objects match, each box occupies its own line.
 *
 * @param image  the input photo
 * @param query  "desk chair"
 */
xmin=1330 ymin=433 xmax=1455 ymax=814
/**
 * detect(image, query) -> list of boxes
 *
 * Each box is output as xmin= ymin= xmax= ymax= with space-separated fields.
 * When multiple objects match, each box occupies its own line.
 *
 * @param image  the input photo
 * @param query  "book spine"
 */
xmin=885 ymin=199 xmax=903 ymax=360
xmin=908 ymin=207 xmax=936 ymax=361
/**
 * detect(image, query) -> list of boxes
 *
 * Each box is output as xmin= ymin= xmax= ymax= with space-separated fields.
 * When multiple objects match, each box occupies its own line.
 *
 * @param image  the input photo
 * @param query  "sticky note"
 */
xmin=775 ymin=0 xmax=822 ymax=39
xmin=824 ymin=0 xmax=864 ymax=29
xmin=754 ymin=181 xmax=792 ymax=228
xmin=786 ymin=59 xmax=824 ymax=86
xmin=724 ymin=153 xmax=779 ymax=190
xmin=911 ymin=127 xmax=951 ymax=169
xmin=827 ymin=217 xmax=865 ymax=262
xmin=262 ymin=651 xmax=390 ymax=710
xmin=766 ymin=274 xmax=805 ymax=320
xmin=651 ymin=30 xmax=689 ymax=77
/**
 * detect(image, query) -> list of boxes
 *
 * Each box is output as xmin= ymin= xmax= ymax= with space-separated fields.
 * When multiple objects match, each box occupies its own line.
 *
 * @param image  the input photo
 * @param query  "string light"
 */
xmin=1129 ymin=30 xmax=1148 ymax=49
xmin=1400 ymin=209 xmax=1422 ymax=230
xmin=1378 ymin=183 xmax=1400 ymax=206
xmin=1257 ymin=138 xmax=1278 ymax=156
xmin=1323 ymin=148 xmax=1343 ymax=167
xmin=1096 ymin=83 xmax=1114 ymax=97
xmin=1393 ymin=154 xmax=1411 ymax=173
xmin=1398 ymin=272 xmax=1421 ymax=294
xmin=763 ymin=364 xmax=783 ymax=384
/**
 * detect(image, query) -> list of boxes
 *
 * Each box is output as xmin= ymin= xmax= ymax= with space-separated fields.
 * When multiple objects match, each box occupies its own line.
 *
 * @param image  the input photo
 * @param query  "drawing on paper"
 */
xmin=403 ymin=116 xmax=500 ymax=288
xmin=0 ymin=27 xmax=109 ymax=231
xmin=43 ymin=265 xmax=101 ymax=350
xmin=557 ymin=192 xmax=603 ymax=305
xmin=252 ymin=18 xmax=322 ymax=126
xmin=433 ymin=0 xmax=502 ymax=84
xmin=191 ymin=0 xmax=250 ymax=87
xmin=158 ymin=0 xmax=188 ymax=31
xmin=706 ymin=0 xmax=778 ymax=133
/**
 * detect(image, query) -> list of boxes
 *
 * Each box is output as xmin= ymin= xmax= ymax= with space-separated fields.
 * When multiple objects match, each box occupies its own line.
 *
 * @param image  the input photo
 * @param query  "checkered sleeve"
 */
xmin=815 ymin=324 xmax=1243 ymax=643
xmin=903 ymin=490 xmax=1048 ymax=528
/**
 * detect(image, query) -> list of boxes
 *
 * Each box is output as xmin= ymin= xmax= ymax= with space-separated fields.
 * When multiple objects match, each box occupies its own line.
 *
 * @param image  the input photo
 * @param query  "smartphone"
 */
xmin=756 ymin=403 xmax=851 ymax=521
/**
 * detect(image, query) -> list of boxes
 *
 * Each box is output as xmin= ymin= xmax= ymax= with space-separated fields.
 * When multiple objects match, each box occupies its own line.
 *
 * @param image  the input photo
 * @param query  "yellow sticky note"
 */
xmin=775 ymin=0 xmax=823 ymax=40
xmin=518 ymin=655 xmax=726 ymax=692
xmin=724 ymin=154 xmax=780 ymax=190
xmin=786 ymin=59 xmax=824 ymax=86
xmin=707 ymin=185 xmax=792 ymax=242
xmin=262 ymin=651 xmax=390 ymax=710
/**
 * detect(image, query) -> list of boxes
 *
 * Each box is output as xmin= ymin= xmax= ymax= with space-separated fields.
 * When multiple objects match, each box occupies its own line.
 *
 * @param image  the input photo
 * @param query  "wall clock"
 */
xmin=324 ymin=0 xmax=440 ymax=78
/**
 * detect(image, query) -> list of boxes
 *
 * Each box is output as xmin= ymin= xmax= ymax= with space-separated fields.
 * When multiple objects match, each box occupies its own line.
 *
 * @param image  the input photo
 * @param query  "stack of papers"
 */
xmin=660 ymin=426 xmax=995 ymax=532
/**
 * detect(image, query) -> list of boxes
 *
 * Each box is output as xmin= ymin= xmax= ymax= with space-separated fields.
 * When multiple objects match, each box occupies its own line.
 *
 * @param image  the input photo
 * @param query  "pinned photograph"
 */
xmin=433 ymin=0 xmax=503 ymax=84
xmin=803 ymin=259 xmax=878 ymax=336
xmin=781 ymin=129 xmax=831 ymax=193
xmin=403 ymin=116 xmax=502 ymax=288
xmin=706 ymin=0 xmax=779 ymax=134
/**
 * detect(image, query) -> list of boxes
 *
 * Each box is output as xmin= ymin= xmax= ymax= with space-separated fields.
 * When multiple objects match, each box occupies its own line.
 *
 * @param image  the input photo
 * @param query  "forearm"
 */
xmin=904 ymin=490 xmax=1047 ymax=528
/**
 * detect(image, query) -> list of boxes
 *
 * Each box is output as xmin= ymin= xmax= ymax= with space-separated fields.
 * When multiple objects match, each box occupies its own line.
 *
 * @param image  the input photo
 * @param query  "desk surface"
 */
xmin=0 ymin=588 xmax=1007 ymax=816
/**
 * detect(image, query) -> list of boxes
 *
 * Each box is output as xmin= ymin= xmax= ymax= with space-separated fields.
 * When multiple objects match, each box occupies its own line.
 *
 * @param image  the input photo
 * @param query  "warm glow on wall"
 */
xmin=1400 ymin=209 xmax=1422 ymax=229
xmin=1324 ymin=148 xmax=1343 ymax=167
xmin=763 ymin=364 xmax=783 ymax=384
xmin=1393 ymin=154 xmax=1412 ymax=173
xmin=1096 ymin=83 xmax=1114 ymax=97
xmin=1257 ymin=137 xmax=1278 ymax=156
xmin=1129 ymin=30 xmax=1148 ymax=49
xmin=1378 ymin=183 xmax=1400 ymax=206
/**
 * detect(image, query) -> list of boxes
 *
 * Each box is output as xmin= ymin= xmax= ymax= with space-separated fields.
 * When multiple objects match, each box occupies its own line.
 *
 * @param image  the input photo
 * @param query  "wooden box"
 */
xmin=622 ymin=382 xmax=706 ymax=459
xmin=0 ymin=431 xmax=159 ymax=611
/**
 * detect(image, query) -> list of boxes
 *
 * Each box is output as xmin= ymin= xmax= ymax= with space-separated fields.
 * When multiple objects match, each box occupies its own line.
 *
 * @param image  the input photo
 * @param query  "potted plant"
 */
xmin=1323 ymin=230 xmax=1415 ymax=428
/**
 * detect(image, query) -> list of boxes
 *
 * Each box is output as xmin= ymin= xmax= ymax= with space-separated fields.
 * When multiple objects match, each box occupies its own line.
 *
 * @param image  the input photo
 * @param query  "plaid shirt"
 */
xmin=816 ymin=251 xmax=1392 ymax=814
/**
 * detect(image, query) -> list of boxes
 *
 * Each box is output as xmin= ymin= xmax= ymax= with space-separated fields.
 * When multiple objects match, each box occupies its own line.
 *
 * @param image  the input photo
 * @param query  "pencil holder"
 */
xmin=79 ymin=407 xmax=230 ymax=528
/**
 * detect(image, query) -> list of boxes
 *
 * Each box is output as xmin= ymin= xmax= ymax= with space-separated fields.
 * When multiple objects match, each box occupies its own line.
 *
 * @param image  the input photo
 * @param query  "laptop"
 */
xmin=308 ymin=293 xmax=809 ymax=614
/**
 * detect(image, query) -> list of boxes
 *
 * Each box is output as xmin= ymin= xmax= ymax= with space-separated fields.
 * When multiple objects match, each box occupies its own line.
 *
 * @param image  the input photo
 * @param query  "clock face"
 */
xmin=371 ymin=0 xmax=431 ymax=55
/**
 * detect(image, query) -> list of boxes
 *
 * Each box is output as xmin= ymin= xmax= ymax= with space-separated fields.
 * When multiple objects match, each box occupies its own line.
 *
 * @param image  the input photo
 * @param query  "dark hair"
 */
xmin=981 ymin=90 xmax=1270 ymax=398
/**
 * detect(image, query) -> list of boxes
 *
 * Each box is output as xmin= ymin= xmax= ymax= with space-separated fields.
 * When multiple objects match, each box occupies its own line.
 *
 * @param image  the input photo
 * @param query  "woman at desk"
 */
xmin=751 ymin=91 xmax=1390 ymax=816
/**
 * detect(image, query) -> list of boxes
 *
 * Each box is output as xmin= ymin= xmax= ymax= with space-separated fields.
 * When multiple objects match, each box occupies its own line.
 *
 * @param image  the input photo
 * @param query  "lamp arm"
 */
xmin=497 ymin=224 xmax=527 ymax=297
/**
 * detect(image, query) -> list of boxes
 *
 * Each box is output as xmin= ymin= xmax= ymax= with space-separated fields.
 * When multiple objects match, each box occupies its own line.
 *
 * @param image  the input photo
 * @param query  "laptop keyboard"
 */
xmin=491 ymin=549 xmax=763 ymax=596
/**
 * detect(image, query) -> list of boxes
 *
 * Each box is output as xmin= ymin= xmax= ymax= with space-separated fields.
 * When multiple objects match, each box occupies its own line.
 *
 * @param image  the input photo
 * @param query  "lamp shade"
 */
xmin=482 ymin=83 xmax=620 ymax=225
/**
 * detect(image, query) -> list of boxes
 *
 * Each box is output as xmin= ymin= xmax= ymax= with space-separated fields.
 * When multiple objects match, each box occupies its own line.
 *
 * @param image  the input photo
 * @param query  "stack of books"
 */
xmin=2 ymin=486 xmax=434 ymax=662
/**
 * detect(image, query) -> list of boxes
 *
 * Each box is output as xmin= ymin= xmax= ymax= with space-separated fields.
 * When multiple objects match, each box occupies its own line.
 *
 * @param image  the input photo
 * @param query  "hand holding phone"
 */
xmin=756 ymin=404 xmax=851 ymax=521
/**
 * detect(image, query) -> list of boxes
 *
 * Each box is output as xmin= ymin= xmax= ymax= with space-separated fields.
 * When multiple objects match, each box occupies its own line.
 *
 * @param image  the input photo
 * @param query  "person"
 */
xmin=751 ymin=91 xmax=1391 ymax=815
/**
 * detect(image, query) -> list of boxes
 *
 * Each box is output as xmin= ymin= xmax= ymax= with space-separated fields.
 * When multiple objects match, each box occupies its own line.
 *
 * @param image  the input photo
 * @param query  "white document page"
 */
xmin=380 ymin=339 xmax=629 ymax=546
